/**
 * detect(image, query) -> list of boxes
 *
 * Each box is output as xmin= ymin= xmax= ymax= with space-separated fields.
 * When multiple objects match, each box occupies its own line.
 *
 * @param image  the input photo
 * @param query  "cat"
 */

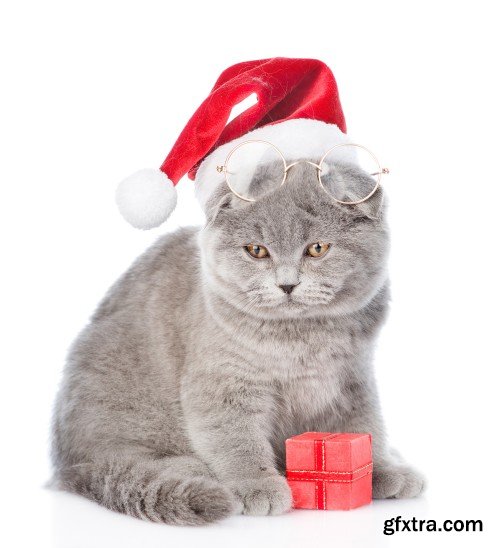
xmin=51 ymin=160 xmax=425 ymax=525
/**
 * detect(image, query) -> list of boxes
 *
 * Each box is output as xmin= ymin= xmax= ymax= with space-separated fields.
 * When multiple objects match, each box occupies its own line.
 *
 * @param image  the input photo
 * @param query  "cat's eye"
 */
xmin=306 ymin=242 xmax=330 ymax=258
xmin=245 ymin=244 xmax=269 ymax=259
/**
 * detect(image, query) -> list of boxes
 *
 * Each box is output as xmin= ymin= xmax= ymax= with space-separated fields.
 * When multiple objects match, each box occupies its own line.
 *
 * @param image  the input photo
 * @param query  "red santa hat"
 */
xmin=116 ymin=57 xmax=349 ymax=229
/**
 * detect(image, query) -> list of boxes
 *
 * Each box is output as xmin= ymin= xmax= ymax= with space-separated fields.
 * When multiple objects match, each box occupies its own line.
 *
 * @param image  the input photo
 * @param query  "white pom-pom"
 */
xmin=116 ymin=169 xmax=177 ymax=230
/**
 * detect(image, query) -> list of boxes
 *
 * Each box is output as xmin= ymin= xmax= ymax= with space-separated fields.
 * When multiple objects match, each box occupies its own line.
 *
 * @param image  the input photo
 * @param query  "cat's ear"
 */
xmin=349 ymin=186 xmax=385 ymax=220
xmin=203 ymin=183 xmax=250 ymax=225
xmin=325 ymin=164 xmax=385 ymax=220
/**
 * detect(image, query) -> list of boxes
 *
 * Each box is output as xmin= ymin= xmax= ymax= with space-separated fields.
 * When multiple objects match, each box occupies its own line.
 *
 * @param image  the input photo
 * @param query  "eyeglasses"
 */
xmin=216 ymin=140 xmax=389 ymax=205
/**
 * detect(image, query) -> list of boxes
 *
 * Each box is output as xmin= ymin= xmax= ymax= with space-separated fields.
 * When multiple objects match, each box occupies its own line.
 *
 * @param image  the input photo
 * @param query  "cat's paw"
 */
xmin=373 ymin=463 xmax=425 ymax=499
xmin=155 ymin=477 xmax=240 ymax=525
xmin=230 ymin=475 xmax=292 ymax=516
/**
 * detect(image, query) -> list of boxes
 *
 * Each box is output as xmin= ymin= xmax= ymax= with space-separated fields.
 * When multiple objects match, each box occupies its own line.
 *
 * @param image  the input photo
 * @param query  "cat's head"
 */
xmin=198 ymin=160 xmax=389 ymax=320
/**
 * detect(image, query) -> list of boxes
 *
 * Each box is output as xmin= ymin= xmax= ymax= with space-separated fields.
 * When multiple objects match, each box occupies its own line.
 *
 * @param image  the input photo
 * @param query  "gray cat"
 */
xmin=51 ymin=160 xmax=424 ymax=525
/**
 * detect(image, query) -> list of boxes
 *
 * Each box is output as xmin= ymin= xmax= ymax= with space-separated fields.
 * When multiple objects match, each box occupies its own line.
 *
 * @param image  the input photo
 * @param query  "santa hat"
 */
xmin=116 ymin=57 xmax=349 ymax=229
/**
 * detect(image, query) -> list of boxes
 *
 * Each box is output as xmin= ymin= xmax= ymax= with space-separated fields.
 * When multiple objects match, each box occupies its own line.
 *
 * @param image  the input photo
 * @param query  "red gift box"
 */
xmin=285 ymin=432 xmax=373 ymax=510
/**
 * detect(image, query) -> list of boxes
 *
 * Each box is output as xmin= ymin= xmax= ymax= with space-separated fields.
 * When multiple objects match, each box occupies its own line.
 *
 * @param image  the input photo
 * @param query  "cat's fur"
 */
xmin=51 ymin=161 xmax=424 ymax=525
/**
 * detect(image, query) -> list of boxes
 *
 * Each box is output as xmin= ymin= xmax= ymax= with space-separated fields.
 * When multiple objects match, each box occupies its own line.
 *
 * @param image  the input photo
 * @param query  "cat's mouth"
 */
xmin=229 ymin=286 xmax=338 ymax=317
xmin=282 ymin=294 xmax=308 ymax=307
xmin=270 ymin=293 xmax=334 ymax=311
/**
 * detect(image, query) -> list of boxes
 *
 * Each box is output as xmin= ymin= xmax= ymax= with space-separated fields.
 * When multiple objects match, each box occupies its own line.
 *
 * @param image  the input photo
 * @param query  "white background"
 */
xmin=1 ymin=1 xmax=499 ymax=546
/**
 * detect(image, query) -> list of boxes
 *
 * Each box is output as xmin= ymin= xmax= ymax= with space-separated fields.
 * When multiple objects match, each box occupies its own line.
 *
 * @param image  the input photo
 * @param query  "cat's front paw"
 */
xmin=231 ymin=475 xmax=292 ymax=516
xmin=373 ymin=463 xmax=425 ymax=499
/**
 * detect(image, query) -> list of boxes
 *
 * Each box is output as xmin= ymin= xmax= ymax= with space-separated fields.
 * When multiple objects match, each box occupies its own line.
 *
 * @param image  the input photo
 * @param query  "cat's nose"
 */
xmin=279 ymin=284 xmax=298 ymax=294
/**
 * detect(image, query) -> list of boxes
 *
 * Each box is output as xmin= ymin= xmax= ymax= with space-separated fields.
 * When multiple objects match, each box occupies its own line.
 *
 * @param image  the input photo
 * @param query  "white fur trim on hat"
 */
xmin=194 ymin=118 xmax=354 ymax=209
xmin=116 ymin=169 xmax=177 ymax=230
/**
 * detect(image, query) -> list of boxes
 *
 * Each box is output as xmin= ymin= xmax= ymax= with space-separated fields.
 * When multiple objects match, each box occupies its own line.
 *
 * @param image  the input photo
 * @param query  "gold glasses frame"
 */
xmin=216 ymin=139 xmax=389 ymax=205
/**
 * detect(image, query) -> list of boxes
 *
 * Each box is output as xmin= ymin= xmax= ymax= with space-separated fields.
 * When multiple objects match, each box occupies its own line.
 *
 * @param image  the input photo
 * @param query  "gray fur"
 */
xmin=51 ymin=161 xmax=424 ymax=525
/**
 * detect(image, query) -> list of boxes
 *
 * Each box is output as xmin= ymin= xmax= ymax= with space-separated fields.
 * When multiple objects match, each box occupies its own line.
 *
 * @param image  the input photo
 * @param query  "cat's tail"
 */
xmin=51 ymin=454 xmax=239 ymax=525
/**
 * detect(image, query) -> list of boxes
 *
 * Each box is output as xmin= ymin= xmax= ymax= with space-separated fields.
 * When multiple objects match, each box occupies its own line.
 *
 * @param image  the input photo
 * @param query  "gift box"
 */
xmin=285 ymin=432 xmax=373 ymax=510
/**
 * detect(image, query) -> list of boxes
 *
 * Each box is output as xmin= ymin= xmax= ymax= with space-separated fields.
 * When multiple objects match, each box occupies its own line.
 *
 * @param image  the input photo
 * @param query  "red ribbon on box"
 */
xmin=286 ymin=433 xmax=373 ymax=510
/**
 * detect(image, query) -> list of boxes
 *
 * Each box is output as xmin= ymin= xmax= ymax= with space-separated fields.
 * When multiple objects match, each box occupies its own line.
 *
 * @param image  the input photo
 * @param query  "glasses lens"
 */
xmin=319 ymin=145 xmax=381 ymax=204
xmin=225 ymin=141 xmax=285 ymax=201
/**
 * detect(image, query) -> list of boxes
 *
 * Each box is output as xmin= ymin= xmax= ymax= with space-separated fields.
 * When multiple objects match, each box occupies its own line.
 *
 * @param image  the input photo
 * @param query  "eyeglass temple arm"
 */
xmin=371 ymin=168 xmax=390 ymax=176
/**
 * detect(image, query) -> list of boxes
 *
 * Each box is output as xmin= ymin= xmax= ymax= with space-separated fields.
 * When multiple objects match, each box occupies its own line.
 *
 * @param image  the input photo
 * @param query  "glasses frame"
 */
xmin=217 ymin=139 xmax=388 ymax=205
